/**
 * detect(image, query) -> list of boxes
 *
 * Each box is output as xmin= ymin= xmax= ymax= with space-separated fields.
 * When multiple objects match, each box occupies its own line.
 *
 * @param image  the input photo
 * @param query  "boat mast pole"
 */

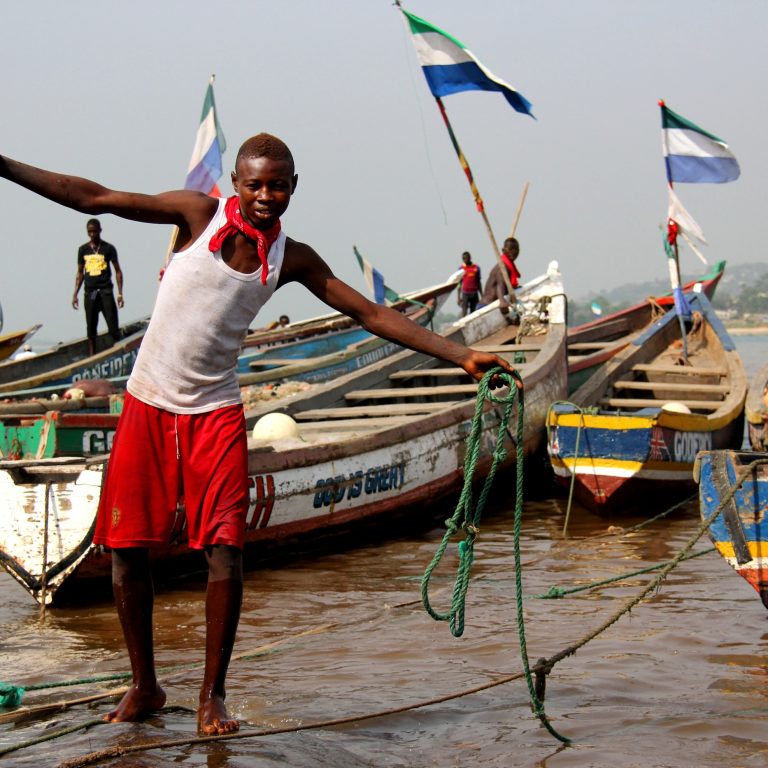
xmin=433 ymin=96 xmax=516 ymax=298
xmin=659 ymin=100 xmax=690 ymax=363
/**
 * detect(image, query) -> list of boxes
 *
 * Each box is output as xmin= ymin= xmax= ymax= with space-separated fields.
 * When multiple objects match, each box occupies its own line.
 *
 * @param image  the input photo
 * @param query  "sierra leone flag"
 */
xmin=660 ymin=102 xmax=739 ymax=184
xmin=400 ymin=7 xmax=533 ymax=117
xmin=185 ymin=80 xmax=227 ymax=196
xmin=354 ymin=247 xmax=400 ymax=305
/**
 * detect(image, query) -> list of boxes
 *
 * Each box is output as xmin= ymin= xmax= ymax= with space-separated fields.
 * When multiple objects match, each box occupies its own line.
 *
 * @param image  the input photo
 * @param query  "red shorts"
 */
xmin=93 ymin=392 xmax=249 ymax=550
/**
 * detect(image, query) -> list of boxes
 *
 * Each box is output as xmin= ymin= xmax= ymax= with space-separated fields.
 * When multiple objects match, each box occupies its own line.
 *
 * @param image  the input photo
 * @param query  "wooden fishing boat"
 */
xmin=567 ymin=260 xmax=725 ymax=394
xmin=239 ymin=278 xmax=458 ymax=356
xmin=0 ymin=318 xmax=149 ymax=398
xmin=745 ymin=362 xmax=768 ymax=451
xmin=239 ymin=300 xmax=445 ymax=387
xmin=0 ymin=324 xmax=42 ymax=362
xmin=548 ymin=291 xmax=746 ymax=514
xmin=0 ymin=395 xmax=122 ymax=460
xmin=695 ymin=449 xmax=768 ymax=609
xmin=0 ymin=265 xmax=566 ymax=605
xmin=236 ymin=278 xmax=455 ymax=376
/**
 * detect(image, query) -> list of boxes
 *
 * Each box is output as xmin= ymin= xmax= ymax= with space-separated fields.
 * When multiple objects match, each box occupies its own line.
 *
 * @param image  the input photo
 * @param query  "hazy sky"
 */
xmin=1 ymin=0 xmax=765 ymax=347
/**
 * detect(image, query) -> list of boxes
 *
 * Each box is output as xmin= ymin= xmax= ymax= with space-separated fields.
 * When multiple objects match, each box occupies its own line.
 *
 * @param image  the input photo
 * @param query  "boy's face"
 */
xmin=232 ymin=156 xmax=297 ymax=230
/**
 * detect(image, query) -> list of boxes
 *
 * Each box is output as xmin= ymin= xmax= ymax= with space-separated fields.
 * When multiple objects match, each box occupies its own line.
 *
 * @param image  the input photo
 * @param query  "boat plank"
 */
xmin=345 ymin=384 xmax=478 ymax=401
xmin=568 ymin=342 xmax=617 ymax=350
xmin=474 ymin=344 xmax=541 ymax=352
xmin=299 ymin=416 xmax=418 ymax=432
xmin=599 ymin=397 xmax=722 ymax=411
xmin=612 ymin=381 xmax=730 ymax=394
xmin=294 ymin=402 xmax=460 ymax=420
xmin=632 ymin=363 xmax=727 ymax=376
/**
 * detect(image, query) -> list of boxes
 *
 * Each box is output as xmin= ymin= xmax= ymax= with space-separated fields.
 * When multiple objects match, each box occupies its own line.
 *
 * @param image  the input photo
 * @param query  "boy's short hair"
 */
xmin=236 ymin=134 xmax=295 ymax=176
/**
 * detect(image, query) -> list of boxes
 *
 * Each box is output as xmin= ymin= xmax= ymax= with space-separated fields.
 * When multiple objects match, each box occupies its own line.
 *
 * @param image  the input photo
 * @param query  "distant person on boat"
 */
xmin=264 ymin=313 xmax=290 ymax=330
xmin=0 ymin=135 xmax=513 ymax=737
xmin=457 ymin=251 xmax=482 ymax=317
xmin=72 ymin=218 xmax=124 ymax=355
xmin=480 ymin=237 xmax=522 ymax=316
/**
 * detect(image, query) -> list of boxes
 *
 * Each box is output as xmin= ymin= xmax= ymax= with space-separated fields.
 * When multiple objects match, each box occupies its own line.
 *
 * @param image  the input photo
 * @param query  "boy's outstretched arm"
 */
xmin=0 ymin=154 xmax=217 ymax=248
xmin=281 ymin=243 xmax=515 ymax=382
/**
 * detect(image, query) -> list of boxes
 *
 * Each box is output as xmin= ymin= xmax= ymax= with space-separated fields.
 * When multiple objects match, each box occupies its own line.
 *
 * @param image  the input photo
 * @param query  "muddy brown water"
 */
xmin=1 ymin=334 xmax=767 ymax=767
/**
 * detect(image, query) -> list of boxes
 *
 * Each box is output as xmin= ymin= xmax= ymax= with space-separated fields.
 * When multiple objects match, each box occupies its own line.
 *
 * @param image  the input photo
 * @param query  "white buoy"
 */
xmin=251 ymin=412 xmax=301 ymax=443
xmin=661 ymin=401 xmax=692 ymax=414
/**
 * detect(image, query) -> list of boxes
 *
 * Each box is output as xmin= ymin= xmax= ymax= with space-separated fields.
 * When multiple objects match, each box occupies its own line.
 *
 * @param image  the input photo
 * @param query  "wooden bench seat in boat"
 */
xmin=631 ymin=363 xmax=727 ymax=377
xmin=611 ymin=380 xmax=730 ymax=394
xmin=345 ymin=384 xmax=478 ymax=402
xmin=599 ymin=397 xmax=722 ymax=411
xmin=293 ymin=402 xmax=460 ymax=420
xmin=567 ymin=341 xmax=619 ymax=351
xmin=473 ymin=344 xmax=542 ymax=353
xmin=298 ymin=415 xmax=420 ymax=433
xmin=389 ymin=364 xmax=529 ymax=380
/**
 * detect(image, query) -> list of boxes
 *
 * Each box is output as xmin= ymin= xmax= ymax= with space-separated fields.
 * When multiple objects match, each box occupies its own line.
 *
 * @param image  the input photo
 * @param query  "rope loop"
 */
xmin=421 ymin=367 xmax=523 ymax=636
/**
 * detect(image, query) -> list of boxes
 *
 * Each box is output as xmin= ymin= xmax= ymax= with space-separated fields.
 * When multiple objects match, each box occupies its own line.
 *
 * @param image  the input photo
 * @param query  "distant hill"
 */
xmin=575 ymin=262 xmax=768 ymax=306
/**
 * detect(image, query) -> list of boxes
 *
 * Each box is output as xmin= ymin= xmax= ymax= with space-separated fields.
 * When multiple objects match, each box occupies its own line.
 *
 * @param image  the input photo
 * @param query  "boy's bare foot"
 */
xmin=104 ymin=683 xmax=166 ymax=722
xmin=198 ymin=694 xmax=239 ymax=735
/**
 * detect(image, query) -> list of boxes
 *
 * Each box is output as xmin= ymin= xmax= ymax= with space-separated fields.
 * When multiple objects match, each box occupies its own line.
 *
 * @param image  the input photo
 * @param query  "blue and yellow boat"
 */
xmin=548 ymin=292 xmax=746 ymax=514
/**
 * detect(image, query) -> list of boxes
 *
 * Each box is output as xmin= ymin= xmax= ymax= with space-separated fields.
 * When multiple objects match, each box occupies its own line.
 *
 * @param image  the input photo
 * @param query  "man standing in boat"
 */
xmin=0 ymin=135 xmax=512 ymax=737
xmin=72 ymin=218 xmax=124 ymax=355
xmin=480 ymin=237 xmax=522 ymax=315
xmin=457 ymin=251 xmax=482 ymax=317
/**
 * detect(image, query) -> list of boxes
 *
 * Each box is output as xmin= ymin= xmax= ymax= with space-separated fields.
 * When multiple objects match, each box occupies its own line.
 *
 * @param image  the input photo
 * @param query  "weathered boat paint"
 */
xmin=696 ymin=449 xmax=768 ymax=608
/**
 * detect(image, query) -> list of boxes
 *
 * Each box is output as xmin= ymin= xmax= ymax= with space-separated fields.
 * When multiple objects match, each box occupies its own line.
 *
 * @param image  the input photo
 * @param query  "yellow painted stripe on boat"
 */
xmin=715 ymin=541 xmax=768 ymax=559
xmin=553 ymin=456 xmax=691 ymax=472
xmin=549 ymin=413 xmax=655 ymax=429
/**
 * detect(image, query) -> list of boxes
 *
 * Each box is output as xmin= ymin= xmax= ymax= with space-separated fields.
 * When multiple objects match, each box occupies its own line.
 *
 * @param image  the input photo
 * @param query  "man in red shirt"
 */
xmin=457 ymin=251 xmax=482 ymax=316
xmin=480 ymin=238 xmax=521 ymax=315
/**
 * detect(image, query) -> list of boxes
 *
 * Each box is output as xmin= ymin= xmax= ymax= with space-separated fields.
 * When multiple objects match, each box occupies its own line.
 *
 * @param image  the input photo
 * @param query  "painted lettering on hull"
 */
xmin=82 ymin=429 xmax=115 ymax=454
xmin=313 ymin=461 xmax=407 ymax=509
xmin=71 ymin=350 xmax=138 ymax=382
xmin=673 ymin=431 xmax=712 ymax=463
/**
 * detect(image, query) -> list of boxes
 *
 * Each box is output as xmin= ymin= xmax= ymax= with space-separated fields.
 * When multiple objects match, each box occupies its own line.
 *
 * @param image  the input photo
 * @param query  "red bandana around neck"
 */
xmin=500 ymin=252 xmax=521 ymax=289
xmin=208 ymin=196 xmax=281 ymax=285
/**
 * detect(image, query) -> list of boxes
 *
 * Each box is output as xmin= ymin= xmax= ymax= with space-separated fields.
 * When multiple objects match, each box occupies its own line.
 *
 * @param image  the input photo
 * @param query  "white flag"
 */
xmin=667 ymin=187 xmax=707 ymax=245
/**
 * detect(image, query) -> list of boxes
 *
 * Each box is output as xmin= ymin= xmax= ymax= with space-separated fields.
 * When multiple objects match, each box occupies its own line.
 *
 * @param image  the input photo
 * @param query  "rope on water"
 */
xmin=0 ymin=717 xmax=105 ymax=759
xmin=531 ymin=456 xmax=768 ymax=686
xmin=531 ymin=546 xmax=716 ymax=599
xmin=421 ymin=367 xmax=522 ymax=638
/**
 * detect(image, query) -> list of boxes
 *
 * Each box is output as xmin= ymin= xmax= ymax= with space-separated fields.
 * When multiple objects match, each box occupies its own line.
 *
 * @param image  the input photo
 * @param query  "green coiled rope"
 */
xmin=421 ymin=365 xmax=570 ymax=743
xmin=421 ymin=367 xmax=523 ymax=637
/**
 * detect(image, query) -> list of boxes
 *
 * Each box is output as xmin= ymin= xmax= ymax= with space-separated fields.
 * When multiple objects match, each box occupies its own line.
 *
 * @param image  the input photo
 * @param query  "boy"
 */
xmin=0 ymin=134 xmax=512 ymax=735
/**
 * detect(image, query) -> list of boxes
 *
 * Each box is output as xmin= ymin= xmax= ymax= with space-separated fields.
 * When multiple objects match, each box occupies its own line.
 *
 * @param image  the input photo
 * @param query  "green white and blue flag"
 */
xmin=660 ymin=103 xmax=739 ymax=184
xmin=401 ymin=7 xmax=533 ymax=117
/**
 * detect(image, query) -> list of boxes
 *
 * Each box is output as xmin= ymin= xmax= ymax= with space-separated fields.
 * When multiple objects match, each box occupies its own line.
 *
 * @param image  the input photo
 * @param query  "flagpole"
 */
xmin=434 ymin=96 xmax=515 ymax=298
xmin=509 ymin=181 xmax=529 ymax=238
xmin=164 ymin=73 xmax=220 ymax=271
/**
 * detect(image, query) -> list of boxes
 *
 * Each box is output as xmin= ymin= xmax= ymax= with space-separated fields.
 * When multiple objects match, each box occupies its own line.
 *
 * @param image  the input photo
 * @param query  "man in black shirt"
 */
xmin=72 ymin=218 xmax=124 ymax=355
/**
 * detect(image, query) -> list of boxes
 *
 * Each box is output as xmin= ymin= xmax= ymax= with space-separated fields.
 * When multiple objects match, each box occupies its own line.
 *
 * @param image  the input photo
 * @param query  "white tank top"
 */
xmin=128 ymin=198 xmax=286 ymax=413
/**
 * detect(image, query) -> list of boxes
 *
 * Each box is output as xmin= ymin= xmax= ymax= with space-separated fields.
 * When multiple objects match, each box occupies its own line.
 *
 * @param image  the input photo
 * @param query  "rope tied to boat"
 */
xmin=421 ymin=367 xmax=522 ymax=637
